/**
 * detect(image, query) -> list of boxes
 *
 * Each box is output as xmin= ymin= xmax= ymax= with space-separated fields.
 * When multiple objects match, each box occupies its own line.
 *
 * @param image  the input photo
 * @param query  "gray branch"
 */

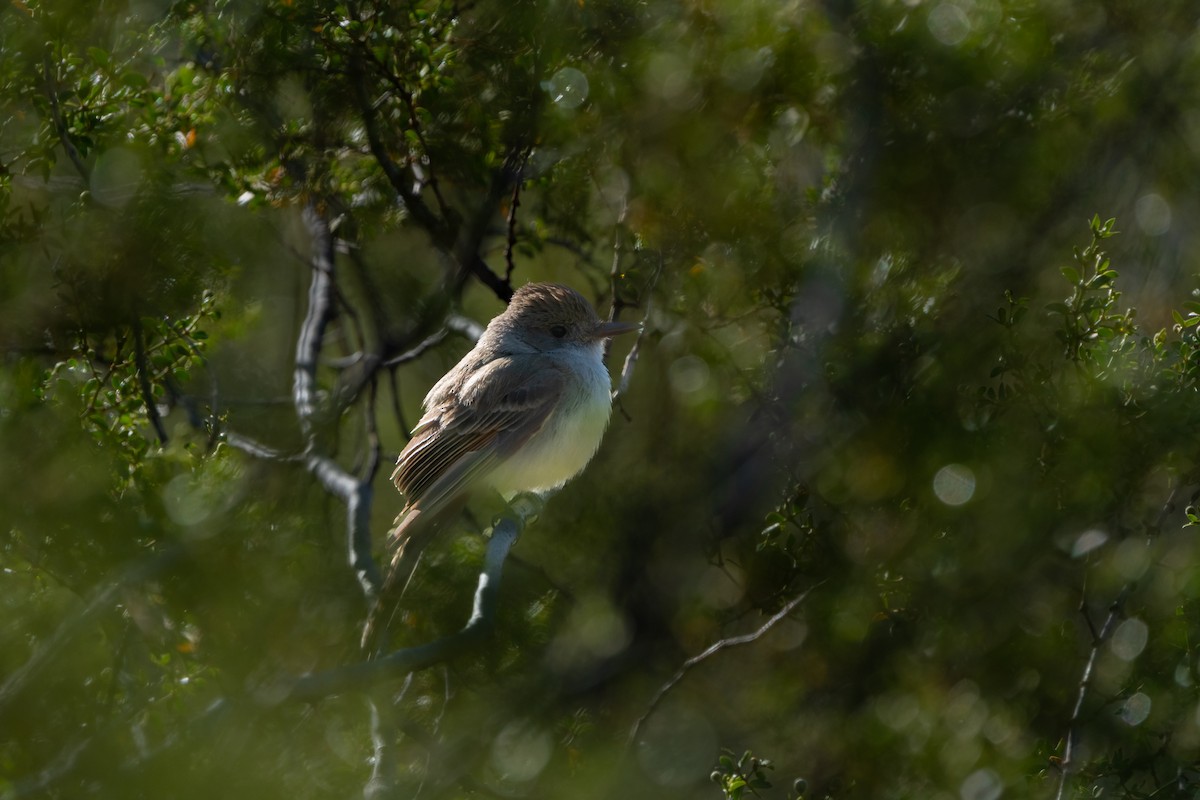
xmin=294 ymin=203 xmax=338 ymax=430
xmin=627 ymin=584 xmax=817 ymax=748
xmin=285 ymin=516 xmax=522 ymax=701
xmin=1055 ymin=586 xmax=1130 ymax=800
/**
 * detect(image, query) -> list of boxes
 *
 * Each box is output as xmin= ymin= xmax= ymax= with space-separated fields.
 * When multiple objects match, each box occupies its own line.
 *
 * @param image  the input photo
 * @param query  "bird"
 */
xmin=362 ymin=282 xmax=639 ymax=651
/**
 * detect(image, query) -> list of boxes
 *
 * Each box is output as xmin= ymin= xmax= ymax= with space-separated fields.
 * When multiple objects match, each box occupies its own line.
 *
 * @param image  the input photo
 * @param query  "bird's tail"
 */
xmin=359 ymin=504 xmax=452 ymax=655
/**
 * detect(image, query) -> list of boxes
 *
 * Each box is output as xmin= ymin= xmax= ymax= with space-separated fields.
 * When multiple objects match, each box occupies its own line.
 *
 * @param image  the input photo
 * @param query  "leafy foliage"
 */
xmin=6 ymin=1 xmax=1200 ymax=800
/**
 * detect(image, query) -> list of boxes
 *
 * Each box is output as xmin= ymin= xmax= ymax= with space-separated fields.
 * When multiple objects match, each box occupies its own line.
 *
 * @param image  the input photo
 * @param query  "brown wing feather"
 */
xmin=391 ymin=356 xmax=565 ymax=511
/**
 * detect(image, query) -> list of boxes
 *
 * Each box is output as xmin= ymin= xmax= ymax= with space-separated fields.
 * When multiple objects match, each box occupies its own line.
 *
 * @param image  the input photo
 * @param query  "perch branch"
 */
xmin=285 ymin=515 xmax=522 ymax=700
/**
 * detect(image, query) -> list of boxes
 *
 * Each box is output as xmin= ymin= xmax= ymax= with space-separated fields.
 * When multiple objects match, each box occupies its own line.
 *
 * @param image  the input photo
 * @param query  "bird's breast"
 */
xmin=487 ymin=349 xmax=613 ymax=496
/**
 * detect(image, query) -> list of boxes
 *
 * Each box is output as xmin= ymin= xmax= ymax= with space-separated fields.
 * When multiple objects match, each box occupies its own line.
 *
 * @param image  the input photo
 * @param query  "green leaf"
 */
xmin=1060 ymin=266 xmax=1081 ymax=285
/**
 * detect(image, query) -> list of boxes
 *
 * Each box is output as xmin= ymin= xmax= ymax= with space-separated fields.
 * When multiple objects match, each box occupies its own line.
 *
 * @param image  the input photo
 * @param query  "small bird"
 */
xmin=362 ymin=283 xmax=639 ymax=651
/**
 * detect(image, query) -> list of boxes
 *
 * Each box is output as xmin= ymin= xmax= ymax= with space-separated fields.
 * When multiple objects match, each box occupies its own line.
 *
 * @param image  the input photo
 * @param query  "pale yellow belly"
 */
xmin=487 ymin=372 xmax=613 ymax=496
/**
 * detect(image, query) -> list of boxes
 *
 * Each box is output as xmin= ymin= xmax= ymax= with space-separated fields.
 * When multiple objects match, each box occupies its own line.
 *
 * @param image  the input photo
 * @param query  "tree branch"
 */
xmin=348 ymin=51 xmax=445 ymax=236
xmin=611 ymin=254 xmax=662 ymax=405
xmin=285 ymin=514 xmax=522 ymax=700
xmin=1055 ymin=585 xmax=1130 ymax=800
xmin=132 ymin=317 xmax=169 ymax=446
xmin=382 ymin=328 xmax=449 ymax=368
xmin=42 ymin=54 xmax=90 ymax=182
xmin=294 ymin=202 xmax=339 ymax=430
xmin=446 ymin=313 xmax=485 ymax=343
xmin=627 ymin=584 xmax=818 ymax=748
xmin=223 ymin=431 xmax=307 ymax=462
xmin=354 ymin=39 xmax=452 ymax=220
xmin=503 ymin=149 xmax=530 ymax=284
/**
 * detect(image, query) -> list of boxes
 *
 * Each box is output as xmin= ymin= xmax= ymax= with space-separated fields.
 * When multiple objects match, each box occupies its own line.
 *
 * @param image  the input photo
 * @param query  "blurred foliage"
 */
xmin=5 ymin=1 xmax=1200 ymax=799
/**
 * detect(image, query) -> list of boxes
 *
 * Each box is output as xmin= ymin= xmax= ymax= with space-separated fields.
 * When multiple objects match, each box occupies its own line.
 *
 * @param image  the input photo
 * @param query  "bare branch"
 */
xmin=612 ymin=254 xmax=663 ymax=405
xmin=464 ymin=254 xmax=514 ymax=303
xmin=294 ymin=203 xmax=339 ymax=429
xmin=627 ymin=585 xmax=818 ymax=748
xmin=503 ymin=150 xmax=531 ymax=284
xmin=446 ymin=313 xmax=485 ymax=343
xmin=223 ymin=431 xmax=306 ymax=462
xmin=451 ymin=146 xmax=527 ymax=302
xmin=349 ymin=475 xmax=384 ymax=600
xmin=285 ymin=513 xmax=524 ymax=700
xmin=386 ymin=367 xmax=410 ymax=442
xmin=383 ymin=328 xmax=450 ymax=368
xmin=1055 ymin=585 xmax=1130 ymax=800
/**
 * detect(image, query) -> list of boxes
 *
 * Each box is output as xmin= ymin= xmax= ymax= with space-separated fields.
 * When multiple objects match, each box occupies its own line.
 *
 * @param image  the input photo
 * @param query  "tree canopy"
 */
xmin=4 ymin=1 xmax=1200 ymax=799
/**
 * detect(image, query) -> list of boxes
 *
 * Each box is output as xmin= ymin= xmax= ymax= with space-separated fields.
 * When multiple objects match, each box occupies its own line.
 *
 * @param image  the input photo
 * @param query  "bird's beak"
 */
xmin=592 ymin=319 xmax=641 ymax=339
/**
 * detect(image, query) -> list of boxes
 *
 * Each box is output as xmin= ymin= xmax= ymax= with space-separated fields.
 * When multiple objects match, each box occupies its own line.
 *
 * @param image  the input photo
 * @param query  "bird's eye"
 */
xmin=550 ymin=325 xmax=568 ymax=338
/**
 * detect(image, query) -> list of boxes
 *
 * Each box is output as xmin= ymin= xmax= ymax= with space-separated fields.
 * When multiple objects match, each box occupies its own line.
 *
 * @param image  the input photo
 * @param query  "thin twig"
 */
xmin=382 ymin=328 xmax=450 ymax=368
xmin=223 ymin=431 xmax=307 ymax=462
xmin=386 ymin=367 xmax=410 ymax=442
xmin=363 ymin=376 xmax=382 ymax=482
xmin=627 ymin=584 xmax=819 ymax=747
xmin=348 ymin=49 xmax=511 ymax=303
xmin=607 ymin=193 xmax=629 ymax=323
xmin=132 ymin=317 xmax=169 ymax=446
xmin=503 ymin=150 xmax=530 ymax=284
xmin=612 ymin=254 xmax=662 ymax=405
xmin=352 ymin=380 xmax=385 ymax=599
xmin=1055 ymin=585 xmax=1130 ymax=800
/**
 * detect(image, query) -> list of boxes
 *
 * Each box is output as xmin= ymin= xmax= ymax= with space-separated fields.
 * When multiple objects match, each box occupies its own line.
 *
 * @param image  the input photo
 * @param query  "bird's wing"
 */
xmin=365 ymin=357 xmax=564 ymax=654
xmin=390 ymin=355 xmax=565 ymax=518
